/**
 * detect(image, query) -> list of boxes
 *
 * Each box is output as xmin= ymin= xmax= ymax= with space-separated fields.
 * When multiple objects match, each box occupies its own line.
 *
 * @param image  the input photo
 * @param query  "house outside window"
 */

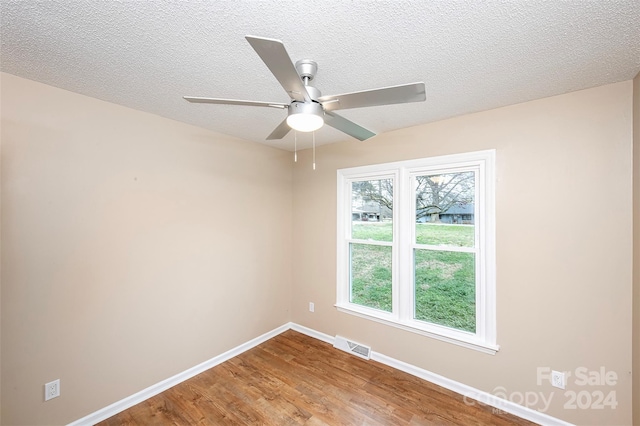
xmin=336 ymin=150 xmax=497 ymax=354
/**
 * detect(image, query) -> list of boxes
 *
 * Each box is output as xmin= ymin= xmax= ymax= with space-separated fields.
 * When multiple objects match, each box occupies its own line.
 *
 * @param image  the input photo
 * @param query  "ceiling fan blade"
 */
xmin=318 ymin=82 xmax=426 ymax=112
xmin=245 ymin=35 xmax=311 ymax=103
xmin=183 ymin=96 xmax=288 ymax=109
xmin=266 ymin=118 xmax=292 ymax=140
xmin=324 ymin=112 xmax=376 ymax=141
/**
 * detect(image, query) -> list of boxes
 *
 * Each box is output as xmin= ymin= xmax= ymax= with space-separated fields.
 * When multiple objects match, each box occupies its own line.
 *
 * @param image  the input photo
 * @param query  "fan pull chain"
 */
xmin=312 ymin=131 xmax=316 ymax=170
xmin=294 ymin=131 xmax=298 ymax=162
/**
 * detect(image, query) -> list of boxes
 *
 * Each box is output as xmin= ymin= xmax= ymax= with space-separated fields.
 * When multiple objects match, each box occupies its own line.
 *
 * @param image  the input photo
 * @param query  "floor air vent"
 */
xmin=333 ymin=335 xmax=371 ymax=360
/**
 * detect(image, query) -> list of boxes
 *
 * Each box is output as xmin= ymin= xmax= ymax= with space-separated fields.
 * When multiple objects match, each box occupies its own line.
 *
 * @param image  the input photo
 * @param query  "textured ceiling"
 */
xmin=1 ymin=0 xmax=639 ymax=150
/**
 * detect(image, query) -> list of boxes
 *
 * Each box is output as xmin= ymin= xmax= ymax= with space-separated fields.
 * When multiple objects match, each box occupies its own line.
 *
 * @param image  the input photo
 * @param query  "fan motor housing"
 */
xmin=288 ymin=101 xmax=323 ymax=117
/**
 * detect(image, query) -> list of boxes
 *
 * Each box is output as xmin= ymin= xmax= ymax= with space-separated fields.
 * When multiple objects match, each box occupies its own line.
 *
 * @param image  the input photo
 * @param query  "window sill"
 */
xmin=335 ymin=304 xmax=499 ymax=355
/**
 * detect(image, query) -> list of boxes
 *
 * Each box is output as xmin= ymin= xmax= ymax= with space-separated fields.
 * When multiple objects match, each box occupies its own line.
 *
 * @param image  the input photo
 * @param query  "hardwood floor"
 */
xmin=99 ymin=330 xmax=535 ymax=425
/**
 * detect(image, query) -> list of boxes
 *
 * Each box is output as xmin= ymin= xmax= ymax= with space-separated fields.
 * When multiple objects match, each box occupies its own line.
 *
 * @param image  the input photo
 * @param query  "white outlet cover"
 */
xmin=551 ymin=370 xmax=565 ymax=389
xmin=45 ymin=379 xmax=60 ymax=401
xmin=309 ymin=302 xmax=315 ymax=312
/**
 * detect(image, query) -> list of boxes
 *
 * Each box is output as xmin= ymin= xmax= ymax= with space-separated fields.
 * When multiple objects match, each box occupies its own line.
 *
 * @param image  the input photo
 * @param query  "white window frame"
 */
xmin=336 ymin=150 xmax=498 ymax=354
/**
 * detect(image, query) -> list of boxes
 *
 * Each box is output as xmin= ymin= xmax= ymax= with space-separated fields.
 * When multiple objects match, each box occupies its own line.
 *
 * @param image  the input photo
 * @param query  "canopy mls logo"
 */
xmin=537 ymin=366 xmax=618 ymax=410
xmin=463 ymin=367 xmax=619 ymax=414
xmin=537 ymin=367 xmax=618 ymax=387
xmin=463 ymin=385 xmax=555 ymax=414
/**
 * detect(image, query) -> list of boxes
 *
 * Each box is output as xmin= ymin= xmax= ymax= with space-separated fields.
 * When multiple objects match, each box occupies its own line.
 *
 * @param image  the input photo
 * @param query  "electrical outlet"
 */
xmin=551 ymin=371 xmax=565 ymax=389
xmin=309 ymin=302 xmax=315 ymax=312
xmin=45 ymin=379 xmax=60 ymax=401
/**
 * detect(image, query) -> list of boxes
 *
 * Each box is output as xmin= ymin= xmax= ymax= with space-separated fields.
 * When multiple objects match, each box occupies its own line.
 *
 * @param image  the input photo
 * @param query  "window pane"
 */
xmin=350 ymin=243 xmax=392 ymax=312
xmin=415 ymin=172 xmax=474 ymax=247
xmin=414 ymin=249 xmax=475 ymax=332
xmin=351 ymin=179 xmax=393 ymax=242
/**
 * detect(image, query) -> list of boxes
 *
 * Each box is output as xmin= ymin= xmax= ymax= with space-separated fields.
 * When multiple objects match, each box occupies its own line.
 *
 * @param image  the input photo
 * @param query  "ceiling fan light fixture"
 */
xmin=185 ymin=36 xmax=425 ymax=141
xmin=287 ymin=102 xmax=324 ymax=132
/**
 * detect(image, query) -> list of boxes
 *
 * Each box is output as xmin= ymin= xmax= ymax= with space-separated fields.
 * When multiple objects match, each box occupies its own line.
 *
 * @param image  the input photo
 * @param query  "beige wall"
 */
xmin=291 ymin=81 xmax=634 ymax=425
xmin=1 ymin=72 xmax=636 ymax=426
xmin=633 ymin=71 xmax=640 ymax=424
xmin=0 ymin=73 xmax=293 ymax=425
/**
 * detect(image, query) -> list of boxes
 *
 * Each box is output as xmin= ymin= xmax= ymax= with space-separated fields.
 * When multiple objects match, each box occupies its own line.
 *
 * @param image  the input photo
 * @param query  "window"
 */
xmin=336 ymin=150 xmax=497 ymax=354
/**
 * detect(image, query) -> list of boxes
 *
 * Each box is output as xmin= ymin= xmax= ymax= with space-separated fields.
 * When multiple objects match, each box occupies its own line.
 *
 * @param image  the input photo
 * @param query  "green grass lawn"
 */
xmin=350 ymin=221 xmax=476 ymax=332
xmin=350 ymin=244 xmax=392 ymax=312
xmin=352 ymin=222 xmax=474 ymax=247
xmin=414 ymin=250 xmax=475 ymax=332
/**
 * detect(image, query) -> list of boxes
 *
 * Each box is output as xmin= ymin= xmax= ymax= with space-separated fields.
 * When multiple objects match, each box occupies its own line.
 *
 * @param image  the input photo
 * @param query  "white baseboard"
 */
xmin=290 ymin=324 xmax=573 ymax=426
xmin=67 ymin=323 xmax=290 ymax=426
xmin=289 ymin=322 xmax=334 ymax=344
xmin=371 ymin=351 xmax=572 ymax=426
xmin=69 ymin=321 xmax=572 ymax=426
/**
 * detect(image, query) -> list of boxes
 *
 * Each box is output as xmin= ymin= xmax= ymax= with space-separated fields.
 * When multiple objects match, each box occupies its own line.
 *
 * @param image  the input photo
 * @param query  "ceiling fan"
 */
xmin=184 ymin=36 xmax=426 ymax=141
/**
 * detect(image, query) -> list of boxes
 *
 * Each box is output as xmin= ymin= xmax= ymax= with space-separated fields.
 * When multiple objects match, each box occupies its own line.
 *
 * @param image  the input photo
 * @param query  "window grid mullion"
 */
xmin=396 ymin=167 xmax=411 ymax=323
xmin=412 ymin=244 xmax=477 ymax=253
xmin=389 ymin=170 xmax=400 ymax=321
xmin=347 ymin=239 xmax=394 ymax=247
xmin=474 ymin=163 xmax=486 ymax=341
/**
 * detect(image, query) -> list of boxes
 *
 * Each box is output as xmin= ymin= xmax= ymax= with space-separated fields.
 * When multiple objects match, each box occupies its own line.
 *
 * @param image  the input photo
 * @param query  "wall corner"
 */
xmin=632 ymin=70 xmax=640 ymax=425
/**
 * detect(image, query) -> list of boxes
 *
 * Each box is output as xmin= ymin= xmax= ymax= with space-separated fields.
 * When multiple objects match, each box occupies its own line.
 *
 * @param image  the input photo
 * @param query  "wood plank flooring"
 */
xmin=98 ymin=330 xmax=535 ymax=425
